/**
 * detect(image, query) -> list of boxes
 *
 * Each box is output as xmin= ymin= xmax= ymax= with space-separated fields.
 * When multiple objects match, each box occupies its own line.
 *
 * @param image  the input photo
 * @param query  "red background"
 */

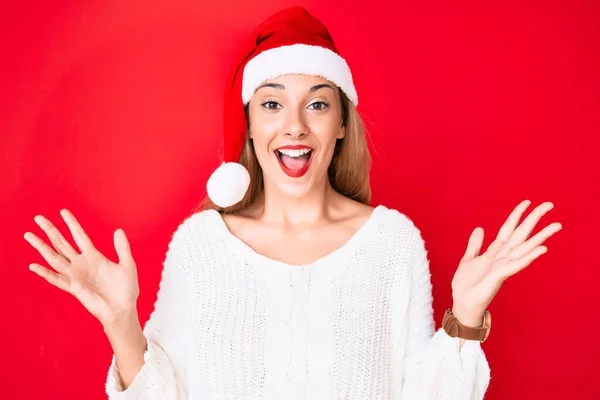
xmin=1 ymin=1 xmax=598 ymax=398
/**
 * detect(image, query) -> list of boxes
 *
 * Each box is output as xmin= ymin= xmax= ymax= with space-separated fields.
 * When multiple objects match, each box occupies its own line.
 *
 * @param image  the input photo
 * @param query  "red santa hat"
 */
xmin=206 ymin=6 xmax=359 ymax=208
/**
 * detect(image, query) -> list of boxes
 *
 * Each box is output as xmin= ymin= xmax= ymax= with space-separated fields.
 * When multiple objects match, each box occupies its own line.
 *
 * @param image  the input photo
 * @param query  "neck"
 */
xmin=256 ymin=174 xmax=341 ymax=227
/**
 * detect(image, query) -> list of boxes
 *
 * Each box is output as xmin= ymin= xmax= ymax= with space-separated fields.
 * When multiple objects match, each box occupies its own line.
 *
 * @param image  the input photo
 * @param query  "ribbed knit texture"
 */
xmin=105 ymin=205 xmax=491 ymax=399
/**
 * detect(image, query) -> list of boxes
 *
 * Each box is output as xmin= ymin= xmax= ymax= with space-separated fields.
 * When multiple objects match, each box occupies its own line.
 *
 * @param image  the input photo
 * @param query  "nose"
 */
xmin=284 ymin=109 xmax=308 ymax=139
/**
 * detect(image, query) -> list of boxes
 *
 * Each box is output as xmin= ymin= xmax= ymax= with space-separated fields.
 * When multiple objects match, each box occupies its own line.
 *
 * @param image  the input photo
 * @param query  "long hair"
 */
xmin=195 ymin=88 xmax=372 ymax=214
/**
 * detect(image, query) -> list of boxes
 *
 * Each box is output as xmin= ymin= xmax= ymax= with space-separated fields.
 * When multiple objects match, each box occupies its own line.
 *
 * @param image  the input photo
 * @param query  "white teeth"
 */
xmin=277 ymin=148 xmax=312 ymax=157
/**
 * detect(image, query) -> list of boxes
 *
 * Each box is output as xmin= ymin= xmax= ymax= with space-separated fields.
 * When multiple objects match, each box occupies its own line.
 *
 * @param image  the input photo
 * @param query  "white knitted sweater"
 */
xmin=105 ymin=205 xmax=491 ymax=399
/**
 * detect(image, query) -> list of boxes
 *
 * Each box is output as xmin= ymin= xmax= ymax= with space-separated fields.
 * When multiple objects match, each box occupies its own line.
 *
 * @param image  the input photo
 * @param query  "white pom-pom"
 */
xmin=206 ymin=162 xmax=250 ymax=208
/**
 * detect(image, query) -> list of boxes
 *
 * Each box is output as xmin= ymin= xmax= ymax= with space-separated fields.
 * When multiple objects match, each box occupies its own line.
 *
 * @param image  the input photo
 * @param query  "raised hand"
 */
xmin=451 ymin=200 xmax=562 ymax=327
xmin=24 ymin=209 xmax=140 ymax=328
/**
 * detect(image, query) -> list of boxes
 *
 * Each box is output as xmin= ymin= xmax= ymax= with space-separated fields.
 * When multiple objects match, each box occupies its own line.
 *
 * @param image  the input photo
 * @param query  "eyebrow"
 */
xmin=254 ymin=82 xmax=335 ymax=94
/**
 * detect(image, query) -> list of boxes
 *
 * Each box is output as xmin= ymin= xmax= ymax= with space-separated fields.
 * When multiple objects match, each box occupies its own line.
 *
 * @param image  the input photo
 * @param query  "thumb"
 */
xmin=462 ymin=227 xmax=484 ymax=261
xmin=114 ymin=228 xmax=134 ymax=266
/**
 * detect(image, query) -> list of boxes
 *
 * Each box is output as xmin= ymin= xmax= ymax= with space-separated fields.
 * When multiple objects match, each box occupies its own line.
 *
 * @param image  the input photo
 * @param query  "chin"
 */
xmin=275 ymin=180 xmax=315 ymax=199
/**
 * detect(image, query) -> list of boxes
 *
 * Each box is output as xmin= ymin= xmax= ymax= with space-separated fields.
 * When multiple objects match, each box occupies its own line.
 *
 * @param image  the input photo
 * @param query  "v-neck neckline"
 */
xmin=207 ymin=205 xmax=386 ymax=271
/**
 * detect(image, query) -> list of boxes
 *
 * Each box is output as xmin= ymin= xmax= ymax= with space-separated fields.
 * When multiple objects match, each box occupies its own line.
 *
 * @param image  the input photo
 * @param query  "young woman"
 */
xmin=24 ymin=6 xmax=561 ymax=399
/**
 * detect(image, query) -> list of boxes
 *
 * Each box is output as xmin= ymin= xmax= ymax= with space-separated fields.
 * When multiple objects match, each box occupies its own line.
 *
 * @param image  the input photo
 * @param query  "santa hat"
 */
xmin=206 ymin=6 xmax=359 ymax=208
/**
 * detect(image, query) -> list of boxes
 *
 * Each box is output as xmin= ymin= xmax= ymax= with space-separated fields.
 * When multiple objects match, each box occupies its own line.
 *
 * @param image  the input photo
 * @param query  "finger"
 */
xmin=485 ymin=238 xmax=507 ymax=263
xmin=24 ymin=232 xmax=70 ymax=274
xmin=462 ymin=227 xmax=484 ymax=261
xmin=33 ymin=214 xmax=79 ymax=261
xmin=496 ymin=199 xmax=532 ymax=242
xmin=510 ymin=222 xmax=562 ymax=260
xmin=59 ymin=209 xmax=95 ymax=253
xmin=114 ymin=229 xmax=134 ymax=266
xmin=29 ymin=263 xmax=71 ymax=292
xmin=506 ymin=201 xmax=555 ymax=249
xmin=495 ymin=245 xmax=548 ymax=280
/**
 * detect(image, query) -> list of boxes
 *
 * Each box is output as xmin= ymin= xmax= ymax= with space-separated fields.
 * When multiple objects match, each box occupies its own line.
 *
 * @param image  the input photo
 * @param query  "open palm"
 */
xmin=451 ymin=200 xmax=562 ymax=324
xmin=24 ymin=209 xmax=139 ymax=327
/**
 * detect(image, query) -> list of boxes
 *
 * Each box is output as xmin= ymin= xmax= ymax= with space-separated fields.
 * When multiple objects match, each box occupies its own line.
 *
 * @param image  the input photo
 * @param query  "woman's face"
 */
xmin=247 ymin=73 xmax=345 ymax=199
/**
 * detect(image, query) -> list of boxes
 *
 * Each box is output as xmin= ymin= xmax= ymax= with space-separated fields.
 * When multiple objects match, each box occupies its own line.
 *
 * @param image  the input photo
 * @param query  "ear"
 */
xmin=336 ymin=123 xmax=346 ymax=139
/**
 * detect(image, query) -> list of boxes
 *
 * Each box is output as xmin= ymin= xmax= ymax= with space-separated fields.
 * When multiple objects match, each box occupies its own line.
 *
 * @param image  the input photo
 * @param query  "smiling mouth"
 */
xmin=274 ymin=148 xmax=314 ymax=178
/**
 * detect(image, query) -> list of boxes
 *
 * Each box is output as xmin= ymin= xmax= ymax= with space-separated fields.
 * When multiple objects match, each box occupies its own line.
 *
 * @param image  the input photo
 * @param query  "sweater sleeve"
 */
xmin=400 ymin=228 xmax=491 ymax=400
xmin=105 ymin=218 xmax=194 ymax=399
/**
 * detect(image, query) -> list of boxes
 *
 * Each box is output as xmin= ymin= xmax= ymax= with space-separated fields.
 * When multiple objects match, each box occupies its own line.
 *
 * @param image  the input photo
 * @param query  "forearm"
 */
xmin=104 ymin=309 xmax=147 ymax=390
xmin=401 ymin=231 xmax=491 ymax=398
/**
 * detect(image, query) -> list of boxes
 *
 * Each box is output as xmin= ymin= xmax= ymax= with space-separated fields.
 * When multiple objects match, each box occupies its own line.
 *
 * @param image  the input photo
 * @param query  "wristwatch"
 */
xmin=442 ymin=309 xmax=492 ymax=342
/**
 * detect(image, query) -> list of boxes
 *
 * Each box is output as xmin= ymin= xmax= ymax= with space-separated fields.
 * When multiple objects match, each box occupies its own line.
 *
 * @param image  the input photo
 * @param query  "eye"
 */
xmin=308 ymin=101 xmax=330 ymax=111
xmin=261 ymin=100 xmax=281 ymax=110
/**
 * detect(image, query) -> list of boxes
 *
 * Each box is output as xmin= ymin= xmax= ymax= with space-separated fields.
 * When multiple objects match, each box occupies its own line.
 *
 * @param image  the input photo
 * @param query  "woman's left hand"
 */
xmin=450 ymin=200 xmax=562 ymax=327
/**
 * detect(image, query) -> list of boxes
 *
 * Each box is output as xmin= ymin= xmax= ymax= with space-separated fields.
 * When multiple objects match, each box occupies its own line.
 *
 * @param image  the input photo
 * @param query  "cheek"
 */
xmin=250 ymin=119 xmax=278 ymax=149
xmin=249 ymin=132 xmax=278 ymax=165
xmin=312 ymin=121 xmax=342 ymax=148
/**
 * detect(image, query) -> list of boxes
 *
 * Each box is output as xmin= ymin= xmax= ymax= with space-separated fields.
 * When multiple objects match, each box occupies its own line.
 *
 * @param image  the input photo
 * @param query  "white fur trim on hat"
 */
xmin=242 ymin=43 xmax=358 ymax=106
xmin=206 ymin=162 xmax=251 ymax=208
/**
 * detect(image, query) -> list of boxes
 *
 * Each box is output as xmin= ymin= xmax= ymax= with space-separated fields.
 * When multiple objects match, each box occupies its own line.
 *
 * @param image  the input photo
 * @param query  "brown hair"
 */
xmin=194 ymin=89 xmax=372 ymax=214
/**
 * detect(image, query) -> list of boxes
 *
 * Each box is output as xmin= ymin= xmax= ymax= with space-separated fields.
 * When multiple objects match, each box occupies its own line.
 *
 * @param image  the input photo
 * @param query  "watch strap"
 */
xmin=442 ymin=309 xmax=491 ymax=342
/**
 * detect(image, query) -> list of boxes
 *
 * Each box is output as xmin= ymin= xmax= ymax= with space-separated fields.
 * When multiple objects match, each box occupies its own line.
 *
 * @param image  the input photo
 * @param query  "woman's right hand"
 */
xmin=24 ymin=209 xmax=140 ymax=329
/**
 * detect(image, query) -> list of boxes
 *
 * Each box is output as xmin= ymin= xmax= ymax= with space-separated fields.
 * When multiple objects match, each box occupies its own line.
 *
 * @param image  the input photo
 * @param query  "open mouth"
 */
xmin=274 ymin=147 xmax=314 ymax=178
